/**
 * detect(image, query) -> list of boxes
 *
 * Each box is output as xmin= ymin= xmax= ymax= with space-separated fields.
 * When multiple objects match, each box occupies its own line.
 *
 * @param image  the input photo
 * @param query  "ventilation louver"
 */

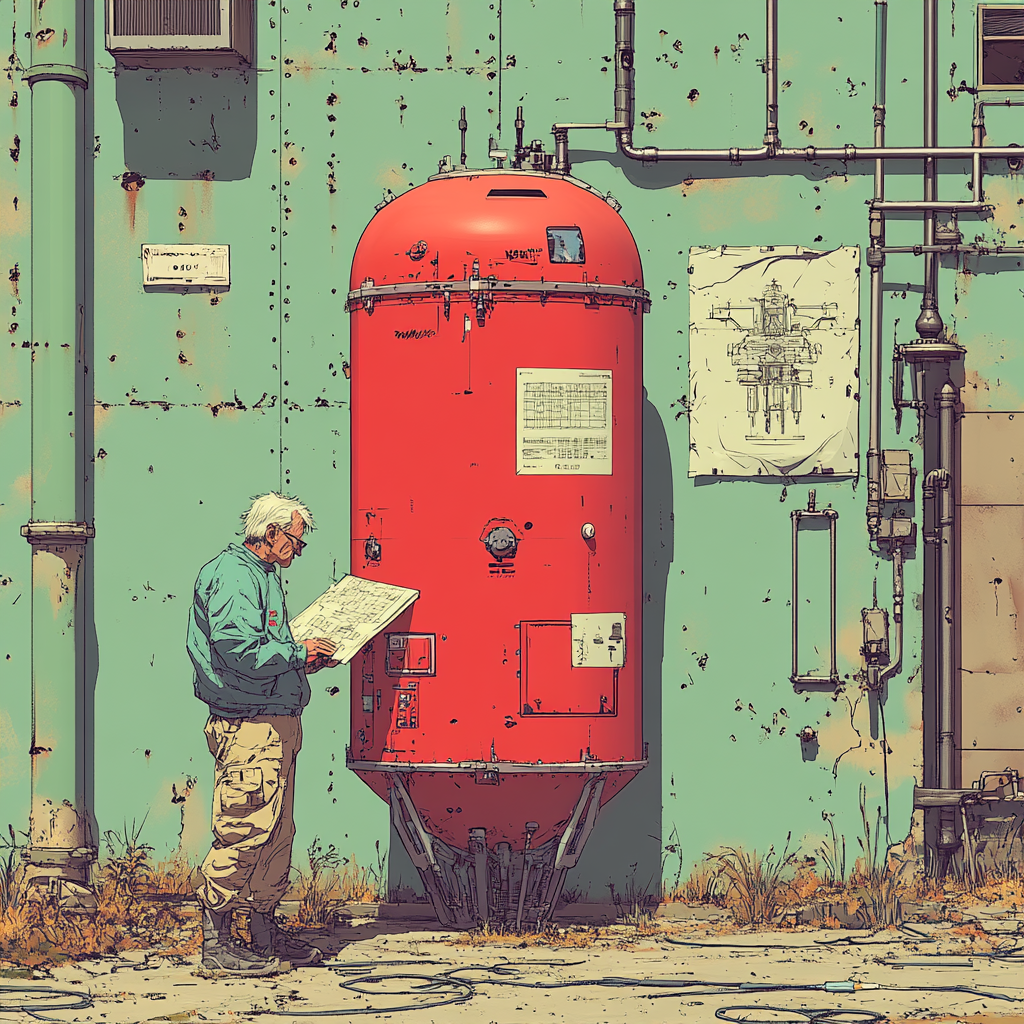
xmin=978 ymin=5 xmax=1024 ymax=89
xmin=105 ymin=0 xmax=253 ymax=67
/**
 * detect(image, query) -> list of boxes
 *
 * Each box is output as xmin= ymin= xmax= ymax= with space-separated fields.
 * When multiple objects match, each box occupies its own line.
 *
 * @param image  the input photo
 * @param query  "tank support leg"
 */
xmin=538 ymin=776 xmax=606 ymax=919
xmin=388 ymin=776 xmax=460 ymax=928
xmin=469 ymin=827 xmax=489 ymax=925
xmin=515 ymin=855 xmax=532 ymax=932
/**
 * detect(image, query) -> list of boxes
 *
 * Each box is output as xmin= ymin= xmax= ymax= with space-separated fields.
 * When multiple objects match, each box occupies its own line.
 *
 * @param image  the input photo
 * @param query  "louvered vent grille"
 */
xmin=113 ymin=0 xmax=221 ymax=36
xmin=983 ymin=9 xmax=1024 ymax=35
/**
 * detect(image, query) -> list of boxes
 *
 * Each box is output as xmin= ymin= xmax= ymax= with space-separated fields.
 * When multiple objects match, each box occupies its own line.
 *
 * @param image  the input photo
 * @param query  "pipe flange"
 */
xmin=23 ymin=63 xmax=90 ymax=89
xmin=21 ymin=521 xmax=96 ymax=545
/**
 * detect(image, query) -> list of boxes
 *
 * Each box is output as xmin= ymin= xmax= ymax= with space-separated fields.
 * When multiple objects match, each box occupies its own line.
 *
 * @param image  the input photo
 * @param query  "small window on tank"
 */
xmin=547 ymin=226 xmax=585 ymax=264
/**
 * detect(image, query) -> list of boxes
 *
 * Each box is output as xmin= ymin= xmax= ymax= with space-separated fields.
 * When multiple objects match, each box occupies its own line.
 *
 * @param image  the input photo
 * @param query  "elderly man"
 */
xmin=187 ymin=493 xmax=339 ymax=976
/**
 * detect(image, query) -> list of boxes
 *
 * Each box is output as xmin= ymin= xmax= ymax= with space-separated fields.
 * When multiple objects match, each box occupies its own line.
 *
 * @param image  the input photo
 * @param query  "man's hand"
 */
xmin=302 ymin=637 xmax=338 ymax=665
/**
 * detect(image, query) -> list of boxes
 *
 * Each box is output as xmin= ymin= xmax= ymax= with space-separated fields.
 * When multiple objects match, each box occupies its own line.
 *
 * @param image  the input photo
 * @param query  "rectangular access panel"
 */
xmin=520 ymin=621 xmax=617 ymax=716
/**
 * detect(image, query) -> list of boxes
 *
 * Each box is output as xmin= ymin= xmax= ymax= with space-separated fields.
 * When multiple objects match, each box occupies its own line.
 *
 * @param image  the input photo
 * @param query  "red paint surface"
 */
xmin=349 ymin=172 xmax=644 ymax=849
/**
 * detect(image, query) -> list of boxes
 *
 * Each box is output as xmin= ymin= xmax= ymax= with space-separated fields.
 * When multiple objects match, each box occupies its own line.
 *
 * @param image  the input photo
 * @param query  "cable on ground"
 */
xmin=715 ymin=1007 xmax=887 ymax=1023
xmin=0 ymin=983 xmax=93 ymax=1020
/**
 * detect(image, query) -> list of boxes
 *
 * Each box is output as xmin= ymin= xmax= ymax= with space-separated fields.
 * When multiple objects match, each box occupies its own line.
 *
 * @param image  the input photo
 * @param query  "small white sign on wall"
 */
xmin=142 ymin=244 xmax=230 ymax=289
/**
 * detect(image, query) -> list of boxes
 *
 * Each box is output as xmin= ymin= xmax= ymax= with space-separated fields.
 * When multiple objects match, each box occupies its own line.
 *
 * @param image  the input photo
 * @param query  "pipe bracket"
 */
xmin=21 ymin=521 xmax=96 ymax=545
xmin=23 ymin=846 xmax=98 ymax=867
xmin=22 ymin=64 xmax=90 ymax=89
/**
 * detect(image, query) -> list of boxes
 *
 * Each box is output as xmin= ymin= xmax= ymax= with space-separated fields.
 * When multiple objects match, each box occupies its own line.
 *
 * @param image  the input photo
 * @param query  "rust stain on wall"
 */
xmin=962 ymin=368 xmax=992 ymax=412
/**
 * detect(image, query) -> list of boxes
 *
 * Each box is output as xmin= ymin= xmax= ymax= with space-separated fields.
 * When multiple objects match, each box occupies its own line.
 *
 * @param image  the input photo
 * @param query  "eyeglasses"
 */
xmin=279 ymin=529 xmax=306 ymax=553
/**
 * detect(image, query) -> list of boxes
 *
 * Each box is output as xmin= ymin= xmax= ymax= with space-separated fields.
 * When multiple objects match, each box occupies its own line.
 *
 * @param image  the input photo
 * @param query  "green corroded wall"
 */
xmin=3 ymin=0 xmax=1022 ymax=900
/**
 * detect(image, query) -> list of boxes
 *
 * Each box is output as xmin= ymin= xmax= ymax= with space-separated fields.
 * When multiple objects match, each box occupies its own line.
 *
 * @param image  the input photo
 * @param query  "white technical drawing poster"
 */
xmin=688 ymin=246 xmax=860 ymax=478
xmin=516 ymin=367 xmax=613 ymax=475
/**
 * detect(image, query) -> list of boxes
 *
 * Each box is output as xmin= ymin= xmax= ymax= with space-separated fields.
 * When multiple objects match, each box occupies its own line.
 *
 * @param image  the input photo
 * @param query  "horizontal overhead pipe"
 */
xmin=617 ymin=143 xmax=1024 ymax=163
xmin=607 ymin=0 xmax=1023 ymax=165
xmin=881 ymin=245 xmax=1024 ymax=254
xmin=870 ymin=200 xmax=991 ymax=211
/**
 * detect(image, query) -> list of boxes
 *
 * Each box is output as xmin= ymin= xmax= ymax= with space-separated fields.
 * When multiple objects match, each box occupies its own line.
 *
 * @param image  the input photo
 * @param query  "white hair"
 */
xmin=240 ymin=493 xmax=315 ymax=544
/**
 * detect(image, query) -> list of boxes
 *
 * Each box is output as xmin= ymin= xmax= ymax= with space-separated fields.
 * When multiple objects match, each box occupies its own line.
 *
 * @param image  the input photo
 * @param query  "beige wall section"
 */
xmin=960 ymin=413 xmax=1024 ymax=782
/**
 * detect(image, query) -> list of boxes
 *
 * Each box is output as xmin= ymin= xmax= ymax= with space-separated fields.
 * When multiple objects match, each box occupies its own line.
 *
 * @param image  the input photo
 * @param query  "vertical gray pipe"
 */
xmin=791 ymin=511 xmax=800 ymax=682
xmin=21 ymin=0 xmax=96 ymax=905
xmin=764 ymin=0 xmax=779 ymax=151
xmin=937 ymin=383 xmax=957 ymax=851
xmin=972 ymin=102 xmax=985 ymax=201
xmin=916 ymin=0 xmax=943 ymax=339
xmin=866 ymin=0 xmax=888 ymax=539
xmin=614 ymin=0 xmax=635 ymax=132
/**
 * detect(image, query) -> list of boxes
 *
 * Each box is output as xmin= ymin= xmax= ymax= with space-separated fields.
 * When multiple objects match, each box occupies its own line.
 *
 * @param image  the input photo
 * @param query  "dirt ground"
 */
xmin=5 ymin=911 xmax=1024 ymax=1024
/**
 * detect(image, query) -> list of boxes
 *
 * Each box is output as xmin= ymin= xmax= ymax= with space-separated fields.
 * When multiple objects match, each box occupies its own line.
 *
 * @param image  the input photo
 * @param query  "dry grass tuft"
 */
xmin=608 ymin=862 xmax=659 ymax=931
xmin=453 ymin=920 xmax=666 ymax=948
xmin=290 ymin=837 xmax=386 ymax=929
xmin=846 ymin=786 xmax=908 ymax=928
xmin=710 ymin=833 xmax=798 ymax=926
xmin=663 ymin=862 xmax=726 ymax=905
xmin=0 ymin=821 xmax=199 ymax=967
xmin=454 ymin=921 xmax=610 ymax=948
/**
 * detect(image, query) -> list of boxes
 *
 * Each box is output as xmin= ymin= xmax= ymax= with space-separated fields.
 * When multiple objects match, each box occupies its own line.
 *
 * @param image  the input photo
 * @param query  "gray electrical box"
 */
xmin=882 ymin=450 xmax=914 ymax=502
xmin=877 ymin=516 xmax=916 ymax=541
xmin=861 ymin=606 xmax=890 ymax=664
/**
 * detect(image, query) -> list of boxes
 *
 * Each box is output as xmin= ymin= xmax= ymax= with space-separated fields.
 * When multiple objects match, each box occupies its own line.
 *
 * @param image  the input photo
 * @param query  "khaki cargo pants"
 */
xmin=194 ymin=713 xmax=302 ymax=913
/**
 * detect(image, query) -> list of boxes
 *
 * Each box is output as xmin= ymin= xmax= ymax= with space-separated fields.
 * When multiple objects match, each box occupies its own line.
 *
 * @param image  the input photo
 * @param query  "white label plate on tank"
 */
xmin=516 ymin=367 xmax=613 ymax=475
xmin=142 ymin=244 xmax=230 ymax=287
xmin=571 ymin=613 xmax=626 ymax=668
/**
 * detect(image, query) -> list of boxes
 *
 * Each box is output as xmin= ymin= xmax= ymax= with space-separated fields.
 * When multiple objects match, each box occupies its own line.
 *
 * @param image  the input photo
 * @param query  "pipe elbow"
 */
xmin=924 ymin=468 xmax=950 ymax=490
xmin=618 ymin=133 xmax=657 ymax=162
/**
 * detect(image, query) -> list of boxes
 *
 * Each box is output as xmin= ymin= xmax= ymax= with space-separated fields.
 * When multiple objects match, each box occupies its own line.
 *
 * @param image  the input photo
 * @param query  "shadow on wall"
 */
xmin=389 ymin=395 xmax=673 ymax=907
xmin=571 ymin=391 xmax=672 ymax=903
xmin=114 ymin=67 xmax=257 ymax=181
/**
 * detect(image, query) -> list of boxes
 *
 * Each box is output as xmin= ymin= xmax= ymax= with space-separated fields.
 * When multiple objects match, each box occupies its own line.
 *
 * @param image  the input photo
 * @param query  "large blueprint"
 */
xmin=289 ymin=575 xmax=419 ymax=664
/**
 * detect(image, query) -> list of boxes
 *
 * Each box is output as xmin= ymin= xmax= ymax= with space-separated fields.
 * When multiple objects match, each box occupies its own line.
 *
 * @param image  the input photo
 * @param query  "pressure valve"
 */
xmin=479 ymin=517 xmax=524 ymax=562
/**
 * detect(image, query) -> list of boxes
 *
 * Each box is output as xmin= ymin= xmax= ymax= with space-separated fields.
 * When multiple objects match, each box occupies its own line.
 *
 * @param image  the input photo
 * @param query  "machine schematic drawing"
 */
xmin=688 ymin=246 xmax=860 ymax=479
xmin=711 ymin=280 xmax=836 ymax=442
xmin=344 ymin=117 xmax=649 ymax=930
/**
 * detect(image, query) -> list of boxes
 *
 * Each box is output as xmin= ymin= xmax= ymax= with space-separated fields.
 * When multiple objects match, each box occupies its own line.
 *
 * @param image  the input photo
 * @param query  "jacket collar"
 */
xmin=231 ymin=542 xmax=277 ymax=574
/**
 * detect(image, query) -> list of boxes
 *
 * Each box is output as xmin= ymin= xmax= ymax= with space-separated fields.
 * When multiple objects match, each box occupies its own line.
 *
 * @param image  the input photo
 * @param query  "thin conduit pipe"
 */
xmin=764 ymin=0 xmax=779 ymax=151
xmin=866 ymin=0 xmax=887 ymax=540
xmin=880 ymin=543 xmax=905 ymax=686
xmin=915 ymin=0 xmax=943 ymax=340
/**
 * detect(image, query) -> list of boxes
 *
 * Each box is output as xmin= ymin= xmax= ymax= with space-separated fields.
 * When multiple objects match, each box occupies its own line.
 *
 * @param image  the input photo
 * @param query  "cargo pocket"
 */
xmin=218 ymin=766 xmax=266 ymax=814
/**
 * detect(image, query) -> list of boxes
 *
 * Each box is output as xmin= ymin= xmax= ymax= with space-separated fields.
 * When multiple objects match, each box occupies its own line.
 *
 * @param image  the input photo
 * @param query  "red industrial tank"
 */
xmin=346 ymin=158 xmax=649 ymax=929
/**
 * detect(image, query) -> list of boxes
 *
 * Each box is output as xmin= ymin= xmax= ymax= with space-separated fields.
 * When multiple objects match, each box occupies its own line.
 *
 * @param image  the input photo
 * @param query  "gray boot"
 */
xmin=250 ymin=909 xmax=324 ymax=967
xmin=201 ymin=906 xmax=281 ymax=976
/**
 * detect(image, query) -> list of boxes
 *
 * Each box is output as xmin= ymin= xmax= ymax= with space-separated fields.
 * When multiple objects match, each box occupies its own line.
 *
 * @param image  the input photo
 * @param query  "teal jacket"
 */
xmin=187 ymin=543 xmax=310 ymax=717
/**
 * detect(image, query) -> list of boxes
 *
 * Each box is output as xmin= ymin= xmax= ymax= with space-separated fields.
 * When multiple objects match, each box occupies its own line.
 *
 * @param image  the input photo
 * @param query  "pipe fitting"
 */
xmin=552 ymin=127 xmax=571 ymax=175
xmin=915 ymin=303 xmax=944 ymax=339
xmin=868 ymin=209 xmax=885 ymax=245
xmin=922 ymin=468 xmax=950 ymax=500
